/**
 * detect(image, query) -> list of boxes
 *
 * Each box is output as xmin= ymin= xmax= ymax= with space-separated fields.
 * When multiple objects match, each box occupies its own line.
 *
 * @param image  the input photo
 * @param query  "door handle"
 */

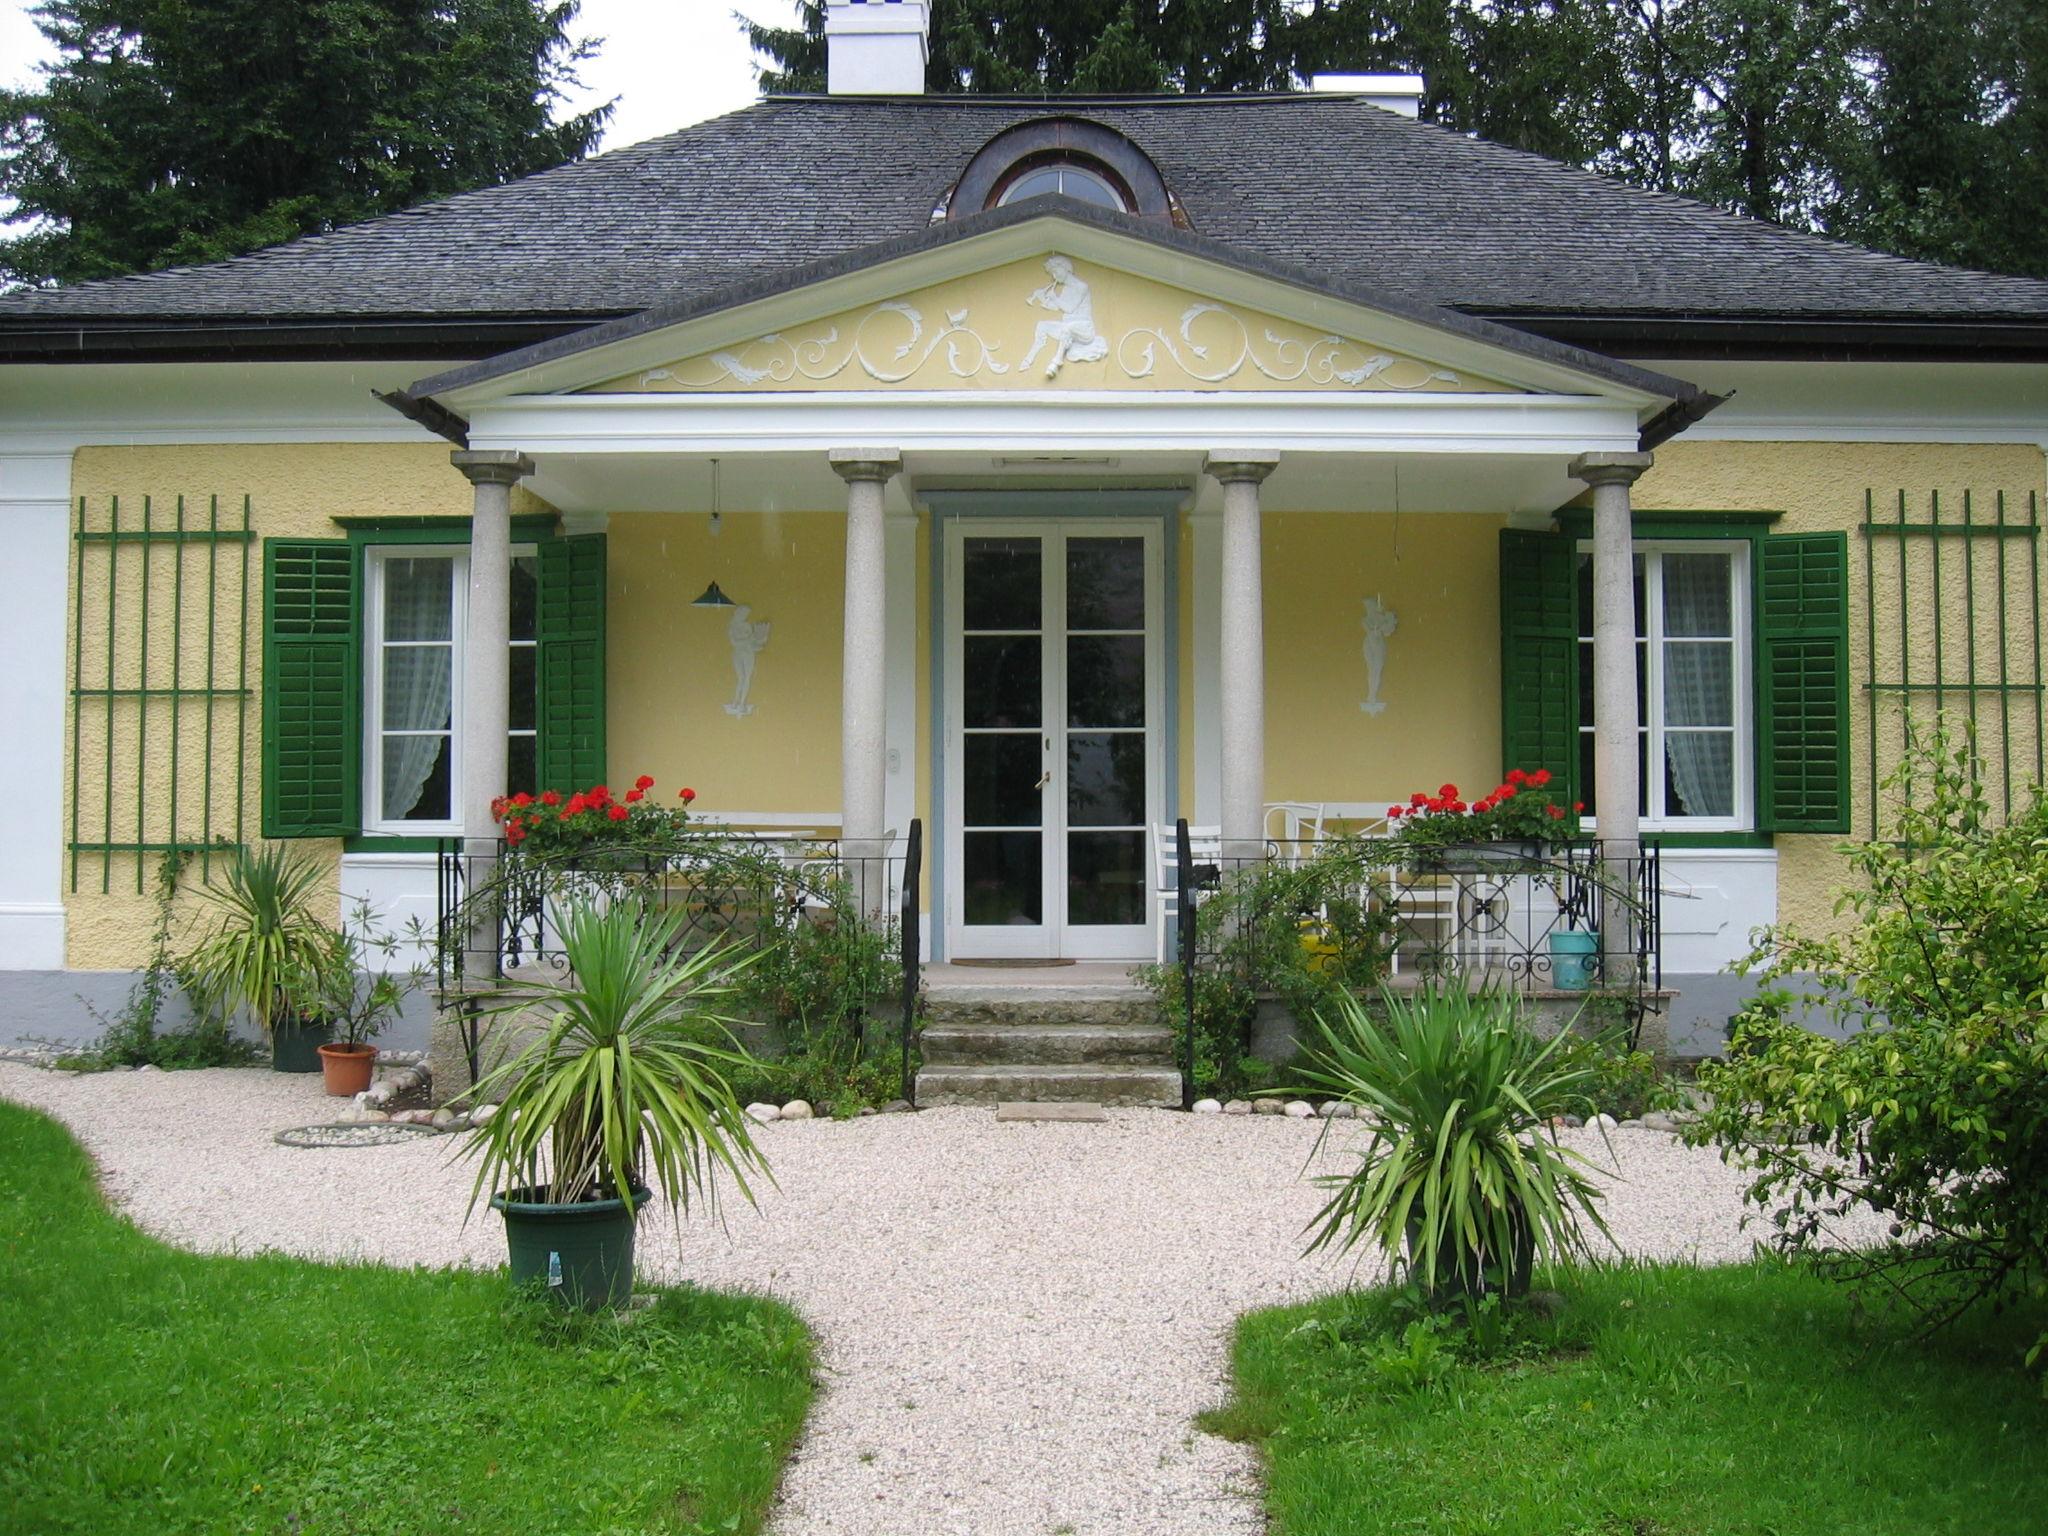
xmin=1033 ymin=771 xmax=1052 ymax=791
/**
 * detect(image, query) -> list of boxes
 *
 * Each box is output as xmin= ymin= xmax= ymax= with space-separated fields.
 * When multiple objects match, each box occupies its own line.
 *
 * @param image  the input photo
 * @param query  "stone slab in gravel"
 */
xmin=0 ymin=1063 xmax=1880 ymax=1536
xmin=995 ymin=1100 xmax=1109 ymax=1122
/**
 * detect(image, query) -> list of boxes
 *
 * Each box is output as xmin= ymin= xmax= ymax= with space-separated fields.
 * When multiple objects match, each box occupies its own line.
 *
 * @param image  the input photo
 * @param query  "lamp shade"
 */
xmin=691 ymin=580 xmax=737 ymax=608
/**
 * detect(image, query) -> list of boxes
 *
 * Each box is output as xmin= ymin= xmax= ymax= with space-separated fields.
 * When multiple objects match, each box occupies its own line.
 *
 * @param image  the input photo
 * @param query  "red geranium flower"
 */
xmin=607 ymin=803 xmax=629 ymax=822
xmin=589 ymin=784 xmax=611 ymax=804
xmin=1439 ymin=783 xmax=1458 ymax=800
xmin=506 ymin=823 xmax=525 ymax=844
xmin=1387 ymin=805 xmax=1403 ymax=818
xmin=540 ymin=790 xmax=561 ymax=807
xmin=1506 ymin=768 xmax=1527 ymax=785
xmin=565 ymin=794 xmax=586 ymax=814
xmin=1410 ymin=792 xmax=1428 ymax=807
xmin=1547 ymin=804 xmax=1565 ymax=819
xmin=624 ymin=788 xmax=643 ymax=803
xmin=634 ymin=774 xmax=654 ymax=791
xmin=1573 ymin=801 xmax=1585 ymax=813
xmin=1451 ymin=800 xmax=1468 ymax=813
xmin=1499 ymin=783 xmax=1518 ymax=799
xmin=512 ymin=791 xmax=533 ymax=807
xmin=679 ymin=787 xmax=696 ymax=803
xmin=1531 ymin=768 xmax=1552 ymax=788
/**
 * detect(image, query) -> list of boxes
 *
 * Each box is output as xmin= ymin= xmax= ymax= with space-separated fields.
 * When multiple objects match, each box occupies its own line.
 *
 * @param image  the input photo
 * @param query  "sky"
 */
xmin=0 ymin=0 xmax=804 ymax=152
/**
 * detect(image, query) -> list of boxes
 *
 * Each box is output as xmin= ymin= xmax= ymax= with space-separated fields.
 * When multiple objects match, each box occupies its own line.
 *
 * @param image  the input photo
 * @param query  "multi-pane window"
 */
xmin=364 ymin=547 xmax=537 ymax=832
xmin=1576 ymin=542 xmax=1750 ymax=829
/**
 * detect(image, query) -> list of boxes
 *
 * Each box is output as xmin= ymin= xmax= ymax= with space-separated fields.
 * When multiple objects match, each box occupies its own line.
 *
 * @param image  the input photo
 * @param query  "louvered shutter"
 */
xmin=1757 ymin=533 xmax=1850 ymax=832
xmin=262 ymin=540 xmax=358 ymax=837
xmin=1499 ymin=528 xmax=1580 ymax=798
xmin=536 ymin=533 xmax=607 ymax=794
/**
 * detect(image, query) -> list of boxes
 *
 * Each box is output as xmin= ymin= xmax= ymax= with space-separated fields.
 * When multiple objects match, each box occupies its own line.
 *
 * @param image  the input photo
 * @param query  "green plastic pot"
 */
xmin=491 ymin=1185 xmax=650 ymax=1311
xmin=269 ymin=1016 xmax=333 ymax=1073
xmin=1548 ymin=929 xmax=1600 ymax=993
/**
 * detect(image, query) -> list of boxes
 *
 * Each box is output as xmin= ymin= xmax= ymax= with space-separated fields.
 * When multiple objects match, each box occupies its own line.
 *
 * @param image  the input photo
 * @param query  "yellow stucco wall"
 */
xmin=62 ymin=442 xmax=511 ymax=969
xmin=1639 ymin=439 xmax=2048 ymax=937
xmin=584 ymin=256 xmax=1517 ymax=396
xmin=1260 ymin=512 xmax=1507 ymax=816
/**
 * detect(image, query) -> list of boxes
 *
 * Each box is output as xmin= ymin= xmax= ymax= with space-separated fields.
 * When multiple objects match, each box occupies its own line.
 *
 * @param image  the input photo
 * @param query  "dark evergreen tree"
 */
xmin=0 ymin=0 xmax=609 ymax=287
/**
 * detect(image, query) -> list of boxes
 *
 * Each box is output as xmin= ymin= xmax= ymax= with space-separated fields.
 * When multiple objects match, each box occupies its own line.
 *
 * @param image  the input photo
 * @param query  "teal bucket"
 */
xmin=1549 ymin=929 xmax=1600 ymax=992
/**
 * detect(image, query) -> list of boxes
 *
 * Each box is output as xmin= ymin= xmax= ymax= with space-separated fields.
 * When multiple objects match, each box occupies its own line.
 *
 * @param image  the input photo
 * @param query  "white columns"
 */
xmin=1571 ymin=449 xmax=1654 ymax=979
xmin=1205 ymin=453 xmax=1278 ymax=859
xmin=830 ymin=449 xmax=901 ymax=898
xmin=0 ymin=452 xmax=73 ymax=968
xmin=451 ymin=450 xmax=531 ymax=846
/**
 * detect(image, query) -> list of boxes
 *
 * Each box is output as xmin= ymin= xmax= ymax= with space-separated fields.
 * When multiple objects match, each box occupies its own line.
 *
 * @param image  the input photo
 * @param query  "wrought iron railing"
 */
xmin=1169 ymin=823 xmax=1663 ymax=1081
xmin=435 ymin=825 xmax=923 ymax=1089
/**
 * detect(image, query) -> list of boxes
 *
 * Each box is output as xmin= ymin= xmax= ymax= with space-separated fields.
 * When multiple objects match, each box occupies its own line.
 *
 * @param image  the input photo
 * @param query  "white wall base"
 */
xmin=0 ymin=904 xmax=67 ymax=970
xmin=1655 ymin=847 xmax=1776 ymax=976
xmin=339 ymin=853 xmax=441 ymax=971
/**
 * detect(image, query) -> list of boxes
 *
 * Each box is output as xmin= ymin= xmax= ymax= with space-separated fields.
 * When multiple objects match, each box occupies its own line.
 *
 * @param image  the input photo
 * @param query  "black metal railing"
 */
xmin=1168 ymin=822 xmax=1664 ymax=1077
xmin=435 ymin=827 xmax=920 ymax=1088
xmin=899 ymin=819 xmax=923 ymax=1106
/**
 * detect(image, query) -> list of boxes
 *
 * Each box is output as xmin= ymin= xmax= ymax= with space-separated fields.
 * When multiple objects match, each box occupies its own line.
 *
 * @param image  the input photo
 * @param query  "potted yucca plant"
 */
xmin=1299 ymin=984 xmax=1613 ymax=1301
xmin=461 ymin=897 xmax=769 ymax=1310
xmin=181 ymin=842 xmax=337 ymax=1072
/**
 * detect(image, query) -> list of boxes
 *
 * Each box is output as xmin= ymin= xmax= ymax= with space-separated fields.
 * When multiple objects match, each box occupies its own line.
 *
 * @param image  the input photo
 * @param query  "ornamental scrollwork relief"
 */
xmin=1117 ymin=301 xmax=1462 ymax=390
xmin=637 ymin=301 xmax=1011 ymax=388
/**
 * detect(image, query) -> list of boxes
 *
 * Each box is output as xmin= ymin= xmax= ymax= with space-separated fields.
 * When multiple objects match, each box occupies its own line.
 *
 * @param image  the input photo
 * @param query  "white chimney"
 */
xmin=1310 ymin=72 xmax=1425 ymax=119
xmin=826 ymin=0 xmax=931 ymax=96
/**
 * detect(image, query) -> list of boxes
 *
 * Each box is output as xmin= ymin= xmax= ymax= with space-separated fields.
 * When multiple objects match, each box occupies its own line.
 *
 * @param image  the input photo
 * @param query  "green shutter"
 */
xmin=1499 ymin=528 xmax=1580 ymax=797
xmin=537 ymin=533 xmax=607 ymax=794
xmin=1757 ymin=532 xmax=1850 ymax=832
xmin=261 ymin=539 xmax=358 ymax=837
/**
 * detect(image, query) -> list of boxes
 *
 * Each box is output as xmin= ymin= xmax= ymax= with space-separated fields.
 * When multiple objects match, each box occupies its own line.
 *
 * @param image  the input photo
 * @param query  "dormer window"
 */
xmin=949 ymin=116 xmax=1180 ymax=225
xmin=994 ymin=156 xmax=1131 ymax=211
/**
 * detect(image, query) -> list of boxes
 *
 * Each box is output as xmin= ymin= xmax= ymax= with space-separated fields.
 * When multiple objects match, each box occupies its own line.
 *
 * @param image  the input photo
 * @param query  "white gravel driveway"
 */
xmin=2 ymin=1064 xmax=1797 ymax=1536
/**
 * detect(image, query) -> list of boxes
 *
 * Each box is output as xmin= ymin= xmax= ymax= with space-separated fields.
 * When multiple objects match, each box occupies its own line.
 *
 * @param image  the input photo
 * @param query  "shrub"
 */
xmin=1691 ymin=722 xmax=2048 ymax=1362
xmin=1299 ymin=985 xmax=1613 ymax=1302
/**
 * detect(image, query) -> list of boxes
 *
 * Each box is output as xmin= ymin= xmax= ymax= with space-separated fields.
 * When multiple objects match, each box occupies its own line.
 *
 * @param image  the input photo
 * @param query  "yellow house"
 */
xmin=3 ymin=6 xmax=2047 ymax=1071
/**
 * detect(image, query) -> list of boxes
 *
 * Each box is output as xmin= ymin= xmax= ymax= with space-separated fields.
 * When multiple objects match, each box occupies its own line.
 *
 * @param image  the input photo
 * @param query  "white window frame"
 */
xmin=1576 ymin=538 xmax=1753 ymax=833
xmin=362 ymin=544 xmax=536 ymax=836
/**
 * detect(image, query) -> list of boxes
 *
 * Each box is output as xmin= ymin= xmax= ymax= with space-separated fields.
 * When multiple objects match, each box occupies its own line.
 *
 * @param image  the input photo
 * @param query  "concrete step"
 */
xmin=920 ymin=989 xmax=1160 ymax=1031
xmin=916 ymin=1063 xmax=1182 ymax=1108
xmin=920 ymin=1022 xmax=1177 ymax=1068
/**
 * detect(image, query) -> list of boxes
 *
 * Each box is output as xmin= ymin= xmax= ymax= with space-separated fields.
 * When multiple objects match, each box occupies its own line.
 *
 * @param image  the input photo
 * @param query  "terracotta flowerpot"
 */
xmin=316 ymin=1041 xmax=378 ymax=1098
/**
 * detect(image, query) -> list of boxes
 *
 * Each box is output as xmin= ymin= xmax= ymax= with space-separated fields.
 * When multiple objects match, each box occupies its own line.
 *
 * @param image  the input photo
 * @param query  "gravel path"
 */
xmin=2 ymin=1064 xmax=1808 ymax=1536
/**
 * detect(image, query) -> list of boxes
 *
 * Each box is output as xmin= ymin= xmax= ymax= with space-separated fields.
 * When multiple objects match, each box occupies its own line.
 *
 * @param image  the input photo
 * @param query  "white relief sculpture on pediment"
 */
xmin=638 ymin=302 xmax=1012 ymax=389
xmin=1019 ymin=256 xmax=1112 ymax=377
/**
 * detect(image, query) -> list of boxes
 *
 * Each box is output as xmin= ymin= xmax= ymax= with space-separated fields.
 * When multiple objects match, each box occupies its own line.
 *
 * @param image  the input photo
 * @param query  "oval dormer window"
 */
xmin=994 ymin=157 xmax=1130 ymax=211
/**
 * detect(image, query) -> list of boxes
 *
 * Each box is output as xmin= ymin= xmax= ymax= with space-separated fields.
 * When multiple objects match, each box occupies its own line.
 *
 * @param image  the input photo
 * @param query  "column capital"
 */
xmin=450 ymin=449 xmax=533 ymax=487
xmin=829 ymin=448 xmax=903 ymax=485
xmin=1204 ymin=451 xmax=1280 ymax=486
xmin=1569 ymin=450 xmax=1654 ymax=489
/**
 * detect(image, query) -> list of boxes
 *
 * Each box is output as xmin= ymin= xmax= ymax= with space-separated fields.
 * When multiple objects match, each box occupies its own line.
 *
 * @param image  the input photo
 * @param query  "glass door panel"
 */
xmin=959 ymin=537 xmax=1048 ymax=937
xmin=1064 ymin=537 xmax=1148 ymax=934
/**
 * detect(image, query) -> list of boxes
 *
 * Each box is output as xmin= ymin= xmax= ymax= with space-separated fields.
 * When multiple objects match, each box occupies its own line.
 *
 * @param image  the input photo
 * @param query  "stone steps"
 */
xmin=920 ymin=1022 xmax=1175 ymax=1067
xmin=917 ymin=1063 xmax=1183 ymax=1108
xmin=914 ymin=976 xmax=1182 ymax=1107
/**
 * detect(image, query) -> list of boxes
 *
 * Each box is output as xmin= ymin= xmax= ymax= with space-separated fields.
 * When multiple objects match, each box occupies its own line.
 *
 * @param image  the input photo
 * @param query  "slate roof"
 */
xmin=4 ymin=93 xmax=2047 ymax=343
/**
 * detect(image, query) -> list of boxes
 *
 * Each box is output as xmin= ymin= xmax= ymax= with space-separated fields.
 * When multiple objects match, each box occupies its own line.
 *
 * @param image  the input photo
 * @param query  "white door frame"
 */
xmin=943 ymin=519 xmax=1164 ymax=960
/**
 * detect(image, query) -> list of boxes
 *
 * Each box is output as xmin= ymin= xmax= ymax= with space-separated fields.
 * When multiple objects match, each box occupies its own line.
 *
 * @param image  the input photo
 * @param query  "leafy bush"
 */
xmin=1300 ymin=985 xmax=1613 ymax=1301
xmin=1691 ymin=722 xmax=2048 ymax=1362
xmin=180 ymin=841 xmax=333 ymax=1038
xmin=1139 ymin=839 xmax=1399 ymax=1094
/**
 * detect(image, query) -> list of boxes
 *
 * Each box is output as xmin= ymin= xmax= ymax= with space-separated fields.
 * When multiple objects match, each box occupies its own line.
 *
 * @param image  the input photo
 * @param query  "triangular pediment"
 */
xmin=578 ymin=255 xmax=1521 ymax=397
xmin=409 ymin=208 xmax=1698 ymax=419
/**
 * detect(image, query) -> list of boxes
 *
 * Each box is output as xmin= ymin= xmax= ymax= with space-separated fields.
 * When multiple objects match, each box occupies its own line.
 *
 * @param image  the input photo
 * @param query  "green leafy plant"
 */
xmin=179 ymin=841 xmax=334 ymax=1038
xmin=282 ymin=900 xmax=432 ymax=1052
xmin=462 ymin=899 xmax=770 ymax=1219
xmin=1691 ymin=720 xmax=2048 ymax=1369
xmin=67 ymin=849 xmax=255 ymax=1070
xmin=1299 ymin=985 xmax=1613 ymax=1301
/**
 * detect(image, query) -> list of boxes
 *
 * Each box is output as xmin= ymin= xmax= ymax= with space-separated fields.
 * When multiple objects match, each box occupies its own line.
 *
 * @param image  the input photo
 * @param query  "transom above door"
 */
xmin=944 ymin=521 xmax=1163 ymax=959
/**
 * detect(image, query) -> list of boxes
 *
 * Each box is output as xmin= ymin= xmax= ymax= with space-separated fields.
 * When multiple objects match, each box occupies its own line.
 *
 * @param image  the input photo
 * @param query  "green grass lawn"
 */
xmin=0 ymin=1100 xmax=813 ymax=1536
xmin=1208 ymin=1259 xmax=2048 ymax=1536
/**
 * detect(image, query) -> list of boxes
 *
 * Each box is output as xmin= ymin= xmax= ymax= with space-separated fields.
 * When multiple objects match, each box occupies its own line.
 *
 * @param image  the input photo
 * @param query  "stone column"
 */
xmin=451 ymin=449 xmax=531 ymax=980
xmin=830 ymin=449 xmax=902 ymax=916
xmin=1570 ymin=450 xmax=1654 ymax=983
xmin=1205 ymin=453 xmax=1279 ymax=862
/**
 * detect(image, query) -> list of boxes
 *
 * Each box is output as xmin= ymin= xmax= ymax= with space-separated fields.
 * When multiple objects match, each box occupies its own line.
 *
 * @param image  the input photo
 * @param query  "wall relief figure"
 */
xmin=1360 ymin=595 xmax=1397 ymax=715
xmin=1020 ymin=256 xmax=1112 ymax=377
xmin=725 ymin=604 xmax=772 ymax=717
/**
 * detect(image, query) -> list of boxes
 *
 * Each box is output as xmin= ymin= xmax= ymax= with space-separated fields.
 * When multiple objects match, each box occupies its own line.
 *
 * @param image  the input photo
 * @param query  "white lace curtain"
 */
xmin=382 ymin=557 xmax=455 ymax=821
xmin=1661 ymin=554 xmax=1734 ymax=817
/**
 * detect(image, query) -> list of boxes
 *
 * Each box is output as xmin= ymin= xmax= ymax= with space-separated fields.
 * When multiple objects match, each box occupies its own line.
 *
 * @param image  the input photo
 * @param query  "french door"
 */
xmin=944 ymin=521 xmax=1162 ymax=959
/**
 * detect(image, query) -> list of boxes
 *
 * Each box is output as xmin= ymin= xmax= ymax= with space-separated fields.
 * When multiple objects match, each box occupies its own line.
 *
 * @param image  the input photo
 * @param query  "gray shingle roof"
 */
xmin=5 ymin=93 xmax=2047 ymax=328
